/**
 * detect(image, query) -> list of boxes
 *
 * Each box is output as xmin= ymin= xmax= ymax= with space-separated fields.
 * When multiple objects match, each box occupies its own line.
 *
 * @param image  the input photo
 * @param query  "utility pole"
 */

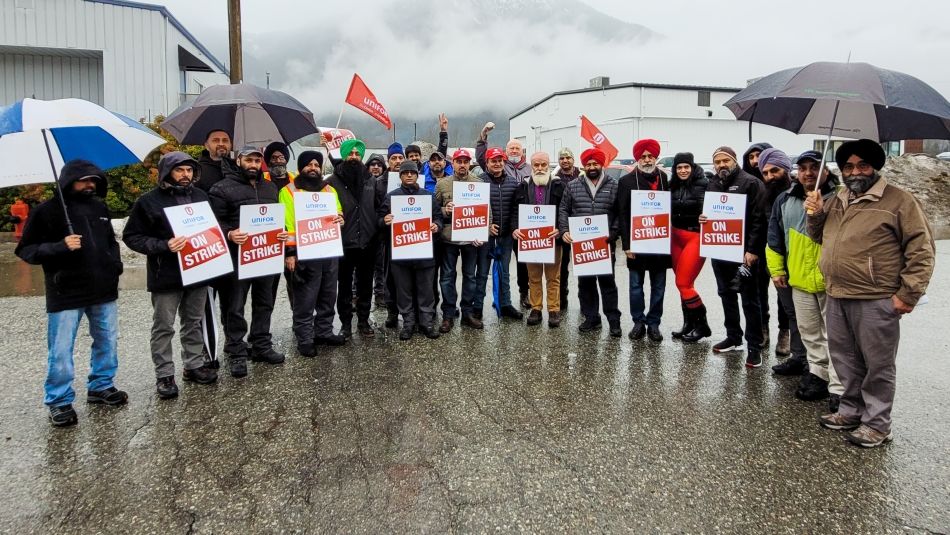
xmin=227 ymin=0 xmax=243 ymax=84
xmin=266 ymin=72 xmax=270 ymax=89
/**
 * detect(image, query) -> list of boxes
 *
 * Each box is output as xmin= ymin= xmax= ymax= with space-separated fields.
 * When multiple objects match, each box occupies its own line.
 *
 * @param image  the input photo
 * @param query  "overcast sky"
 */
xmin=159 ymin=0 xmax=950 ymax=118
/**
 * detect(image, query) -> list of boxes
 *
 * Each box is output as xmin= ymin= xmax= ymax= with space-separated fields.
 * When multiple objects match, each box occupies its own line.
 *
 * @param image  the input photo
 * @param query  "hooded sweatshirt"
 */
xmin=742 ymin=142 xmax=773 ymax=181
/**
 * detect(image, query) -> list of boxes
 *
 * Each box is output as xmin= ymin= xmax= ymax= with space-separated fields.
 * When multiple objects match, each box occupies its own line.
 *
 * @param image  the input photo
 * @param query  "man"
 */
xmin=263 ymin=141 xmax=297 ymax=191
xmin=16 ymin=160 xmax=127 ymax=426
xmin=806 ymin=139 xmax=934 ymax=448
xmin=742 ymin=142 xmax=773 ymax=181
xmin=366 ymin=152 xmax=389 ymax=307
xmin=209 ymin=146 xmax=289 ymax=377
xmin=701 ymin=146 xmax=768 ymax=368
xmin=280 ymin=150 xmax=346 ymax=358
xmin=617 ymin=139 xmax=671 ymax=342
xmin=379 ymin=161 xmax=444 ymax=340
xmin=476 ymin=146 xmax=523 ymax=320
xmin=420 ymin=113 xmax=452 ymax=185
xmin=512 ymin=152 xmax=564 ymax=328
xmin=326 ymin=139 xmax=380 ymax=337
xmin=195 ymin=129 xmax=233 ymax=193
xmin=423 ymin=151 xmax=452 ymax=193
xmin=435 ymin=149 xmax=488 ymax=331
xmin=767 ymin=150 xmax=842 ymax=411
xmin=559 ymin=148 xmax=622 ymax=337
xmin=123 ymin=152 xmax=217 ymax=399
xmin=554 ymin=147 xmax=583 ymax=308
xmin=405 ymin=144 xmax=424 ymax=170
xmin=379 ymin=143 xmax=406 ymax=327
xmin=387 ymin=143 xmax=406 ymax=173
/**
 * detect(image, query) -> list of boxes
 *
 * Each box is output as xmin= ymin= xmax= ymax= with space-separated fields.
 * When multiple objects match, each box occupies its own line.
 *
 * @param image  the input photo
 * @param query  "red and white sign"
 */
xmin=700 ymin=192 xmax=747 ymax=263
xmin=628 ymin=190 xmax=671 ymax=255
xmin=451 ymin=181 xmax=490 ymax=242
xmin=569 ymin=214 xmax=612 ymax=277
xmin=517 ymin=204 xmax=557 ymax=264
xmin=580 ymin=115 xmax=619 ymax=165
xmin=386 ymin=172 xmax=401 ymax=195
xmin=344 ymin=73 xmax=392 ymax=129
xmin=318 ymin=127 xmax=356 ymax=159
xmin=238 ymin=204 xmax=285 ymax=280
xmin=294 ymin=191 xmax=343 ymax=261
xmin=390 ymin=195 xmax=432 ymax=260
xmin=164 ymin=201 xmax=233 ymax=286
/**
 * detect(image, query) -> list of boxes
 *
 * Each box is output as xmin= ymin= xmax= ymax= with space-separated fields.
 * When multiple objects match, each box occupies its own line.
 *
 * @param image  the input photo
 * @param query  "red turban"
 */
xmin=633 ymin=138 xmax=661 ymax=160
xmin=580 ymin=148 xmax=607 ymax=167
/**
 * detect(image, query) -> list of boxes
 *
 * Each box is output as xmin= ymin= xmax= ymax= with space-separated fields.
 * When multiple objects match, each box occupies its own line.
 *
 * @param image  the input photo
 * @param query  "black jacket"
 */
xmin=325 ymin=161 xmax=380 ymax=250
xmin=670 ymin=164 xmax=709 ymax=232
xmin=208 ymin=165 xmax=281 ymax=253
xmin=195 ymin=150 xmax=234 ymax=193
xmin=742 ymin=142 xmax=772 ymax=181
xmin=15 ymin=160 xmax=123 ymax=312
xmin=557 ymin=176 xmax=619 ymax=239
xmin=484 ymin=170 xmax=520 ymax=236
xmin=377 ymin=184 xmax=444 ymax=268
xmin=706 ymin=167 xmax=768 ymax=255
xmin=616 ymin=168 xmax=672 ymax=271
xmin=123 ymin=153 xmax=208 ymax=292
xmin=509 ymin=177 xmax=566 ymax=239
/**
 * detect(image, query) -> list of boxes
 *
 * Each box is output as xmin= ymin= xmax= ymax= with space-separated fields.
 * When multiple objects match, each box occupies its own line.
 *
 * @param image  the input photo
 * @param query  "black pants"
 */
xmin=756 ymin=258 xmax=788 ymax=330
xmin=712 ymin=259 xmax=764 ymax=351
xmin=224 ymin=273 xmax=279 ymax=355
xmin=337 ymin=244 xmax=378 ymax=325
xmin=433 ymin=239 xmax=444 ymax=310
xmin=577 ymin=253 xmax=621 ymax=325
xmin=291 ymin=259 xmax=338 ymax=345
xmin=559 ymin=242 xmax=571 ymax=307
xmin=391 ymin=262 xmax=436 ymax=329
xmin=515 ymin=247 xmax=528 ymax=301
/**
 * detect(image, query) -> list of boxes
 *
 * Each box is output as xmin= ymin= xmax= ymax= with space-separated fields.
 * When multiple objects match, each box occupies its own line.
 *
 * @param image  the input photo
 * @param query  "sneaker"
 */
xmin=49 ymin=404 xmax=78 ymax=427
xmin=579 ymin=317 xmax=602 ymax=332
xmin=646 ymin=325 xmax=663 ymax=342
xmin=87 ymin=386 xmax=128 ymax=406
xmin=628 ymin=322 xmax=646 ymax=340
xmin=846 ymin=424 xmax=893 ymax=448
xmin=500 ymin=305 xmax=524 ymax=320
xmin=526 ymin=310 xmax=542 ymax=326
xmin=419 ymin=325 xmax=441 ymax=339
xmin=712 ymin=338 xmax=744 ymax=353
xmin=357 ymin=321 xmax=376 ymax=337
xmin=183 ymin=365 xmax=218 ymax=385
xmin=461 ymin=315 xmax=484 ymax=330
xmin=775 ymin=328 xmax=791 ymax=356
xmin=772 ymin=356 xmax=807 ymax=376
xmin=251 ymin=348 xmax=285 ymax=365
xmin=297 ymin=344 xmax=317 ymax=358
xmin=399 ymin=325 xmax=414 ymax=341
xmin=818 ymin=412 xmax=861 ymax=431
xmin=385 ymin=312 xmax=399 ymax=329
xmin=314 ymin=333 xmax=347 ymax=346
xmin=547 ymin=311 xmax=561 ymax=328
xmin=228 ymin=355 xmax=248 ymax=378
xmin=795 ymin=373 xmax=829 ymax=401
xmin=745 ymin=350 xmax=762 ymax=368
xmin=828 ymin=394 xmax=841 ymax=413
xmin=156 ymin=376 xmax=179 ymax=399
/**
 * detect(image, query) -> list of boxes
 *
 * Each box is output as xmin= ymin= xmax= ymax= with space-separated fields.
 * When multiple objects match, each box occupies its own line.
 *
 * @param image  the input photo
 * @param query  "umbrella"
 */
xmin=162 ymin=83 xmax=317 ymax=149
xmin=0 ymin=98 xmax=167 ymax=232
xmin=489 ymin=238 xmax=502 ymax=318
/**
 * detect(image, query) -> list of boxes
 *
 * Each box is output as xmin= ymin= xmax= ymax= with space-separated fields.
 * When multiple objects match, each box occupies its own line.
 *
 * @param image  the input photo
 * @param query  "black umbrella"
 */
xmin=162 ymin=83 xmax=317 ymax=149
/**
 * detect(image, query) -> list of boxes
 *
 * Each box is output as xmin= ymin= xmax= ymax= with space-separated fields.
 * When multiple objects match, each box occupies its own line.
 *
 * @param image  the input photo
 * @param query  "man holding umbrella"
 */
xmin=196 ymin=129 xmax=233 ymax=193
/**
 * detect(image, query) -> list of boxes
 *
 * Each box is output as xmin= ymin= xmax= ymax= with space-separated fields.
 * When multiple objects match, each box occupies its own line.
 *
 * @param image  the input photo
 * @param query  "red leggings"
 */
xmin=671 ymin=227 xmax=706 ymax=306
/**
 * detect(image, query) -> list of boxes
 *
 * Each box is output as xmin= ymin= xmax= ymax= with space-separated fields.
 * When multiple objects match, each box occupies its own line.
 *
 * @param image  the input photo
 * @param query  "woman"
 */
xmin=669 ymin=152 xmax=712 ymax=342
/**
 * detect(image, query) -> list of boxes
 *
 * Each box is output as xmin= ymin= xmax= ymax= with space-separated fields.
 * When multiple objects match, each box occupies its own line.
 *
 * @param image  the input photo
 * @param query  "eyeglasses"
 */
xmin=368 ymin=162 xmax=382 ymax=167
xmin=269 ymin=155 xmax=287 ymax=164
xmin=842 ymin=162 xmax=873 ymax=173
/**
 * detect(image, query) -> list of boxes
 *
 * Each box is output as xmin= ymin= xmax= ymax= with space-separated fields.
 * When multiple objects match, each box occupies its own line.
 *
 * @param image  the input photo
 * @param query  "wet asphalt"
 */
xmin=0 ymin=243 xmax=947 ymax=533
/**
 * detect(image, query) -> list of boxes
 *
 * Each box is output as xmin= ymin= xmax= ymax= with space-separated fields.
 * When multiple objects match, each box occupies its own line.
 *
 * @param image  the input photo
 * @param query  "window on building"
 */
xmin=697 ymin=90 xmax=711 ymax=107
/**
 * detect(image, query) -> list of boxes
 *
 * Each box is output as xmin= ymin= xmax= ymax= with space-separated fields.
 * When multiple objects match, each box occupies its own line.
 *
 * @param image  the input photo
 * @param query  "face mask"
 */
xmin=509 ymin=154 xmax=522 ymax=164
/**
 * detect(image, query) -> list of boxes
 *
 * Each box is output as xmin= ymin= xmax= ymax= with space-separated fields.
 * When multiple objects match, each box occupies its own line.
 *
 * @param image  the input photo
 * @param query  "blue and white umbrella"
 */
xmin=0 ymin=98 xmax=166 ymax=189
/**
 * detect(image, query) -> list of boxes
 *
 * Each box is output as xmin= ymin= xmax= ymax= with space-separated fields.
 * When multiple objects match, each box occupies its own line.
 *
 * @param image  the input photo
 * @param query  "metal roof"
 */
xmin=85 ymin=0 xmax=229 ymax=75
xmin=509 ymin=81 xmax=744 ymax=120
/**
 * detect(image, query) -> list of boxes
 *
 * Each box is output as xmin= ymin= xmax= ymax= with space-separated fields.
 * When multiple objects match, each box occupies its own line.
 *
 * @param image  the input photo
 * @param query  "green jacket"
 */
xmin=766 ymin=181 xmax=835 ymax=294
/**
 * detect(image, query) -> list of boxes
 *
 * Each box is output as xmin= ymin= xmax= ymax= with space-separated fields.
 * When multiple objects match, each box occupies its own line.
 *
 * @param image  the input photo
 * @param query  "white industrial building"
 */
xmin=0 ymin=0 xmax=229 ymax=119
xmin=510 ymin=77 xmax=828 ymax=165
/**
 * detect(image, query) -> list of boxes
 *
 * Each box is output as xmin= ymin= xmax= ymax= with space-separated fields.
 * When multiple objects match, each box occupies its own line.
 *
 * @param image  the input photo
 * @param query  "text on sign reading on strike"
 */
xmin=573 ymin=238 xmax=610 ymax=265
xmin=180 ymin=228 xmax=227 ymax=269
xmin=452 ymin=205 xmax=488 ymax=230
xmin=631 ymin=214 xmax=670 ymax=240
xmin=298 ymin=216 xmax=340 ymax=246
xmin=519 ymin=226 xmax=555 ymax=252
xmin=701 ymin=219 xmax=743 ymax=245
xmin=240 ymin=229 xmax=283 ymax=264
xmin=393 ymin=218 xmax=431 ymax=246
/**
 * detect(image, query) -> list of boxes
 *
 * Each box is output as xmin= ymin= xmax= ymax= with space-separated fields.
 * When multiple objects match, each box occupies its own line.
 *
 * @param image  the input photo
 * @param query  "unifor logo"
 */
xmin=408 ymin=197 xmax=416 ymax=206
xmin=584 ymin=217 xmax=592 ymax=226
xmin=468 ymin=183 xmax=475 ymax=192
xmin=533 ymin=206 xmax=541 ymax=214
xmin=592 ymin=133 xmax=605 ymax=144
xmin=184 ymin=206 xmax=194 ymax=216
xmin=259 ymin=206 xmax=267 ymax=216
xmin=720 ymin=194 xmax=728 ymax=203
xmin=311 ymin=193 xmax=320 ymax=202
xmin=648 ymin=192 xmax=655 ymax=200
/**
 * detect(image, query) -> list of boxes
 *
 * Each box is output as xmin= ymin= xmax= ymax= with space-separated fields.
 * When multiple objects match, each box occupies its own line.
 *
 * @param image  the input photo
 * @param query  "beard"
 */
xmin=843 ymin=172 xmax=879 ymax=195
xmin=338 ymin=159 xmax=362 ymax=189
xmin=637 ymin=163 xmax=656 ymax=174
xmin=586 ymin=168 xmax=601 ymax=180
xmin=241 ymin=167 xmax=260 ymax=181
xmin=716 ymin=164 xmax=735 ymax=179
xmin=295 ymin=170 xmax=323 ymax=191
xmin=532 ymin=171 xmax=551 ymax=186
xmin=268 ymin=164 xmax=287 ymax=177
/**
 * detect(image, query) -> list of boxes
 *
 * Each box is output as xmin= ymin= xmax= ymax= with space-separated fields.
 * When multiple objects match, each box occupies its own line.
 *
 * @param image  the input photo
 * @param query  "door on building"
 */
xmin=0 ymin=47 xmax=104 ymax=105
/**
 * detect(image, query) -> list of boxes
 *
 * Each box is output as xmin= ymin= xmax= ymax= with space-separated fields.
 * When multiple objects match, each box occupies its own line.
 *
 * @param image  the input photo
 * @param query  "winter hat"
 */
xmin=366 ymin=153 xmax=387 ymax=167
xmin=398 ymin=160 xmax=419 ymax=174
xmin=263 ymin=141 xmax=289 ymax=163
xmin=558 ymin=148 xmax=574 ymax=159
xmin=405 ymin=144 xmax=422 ymax=157
xmin=297 ymin=150 xmax=324 ymax=173
xmin=835 ymin=139 xmax=886 ymax=171
xmin=633 ymin=139 xmax=661 ymax=160
xmin=387 ymin=142 xmax=404 ymax=158
xmin=530 ymin=151 xmax=549 ymax=164
xmin=485 ymin=147 xmax=506 ymax=160
xmin=758 ymin=148 xmax=792 ymax=174
xmin=340 ymin=139 xmax=366 ymax=160
xmin=712 ymin=146 xmax=738 ymax=162
xmin=580 ymin=148 xmax=607 ymax=167
xmin=672 ymin=152 xmax=695 ymax=168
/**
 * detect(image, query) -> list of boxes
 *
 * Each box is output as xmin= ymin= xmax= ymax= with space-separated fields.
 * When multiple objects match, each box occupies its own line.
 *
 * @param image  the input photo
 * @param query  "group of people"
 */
xmin=15 ymin=117 xmax=936 ymax=449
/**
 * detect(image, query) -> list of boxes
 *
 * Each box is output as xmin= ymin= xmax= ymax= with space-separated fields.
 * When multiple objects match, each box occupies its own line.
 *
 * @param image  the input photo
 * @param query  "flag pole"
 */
xmin=335 ymin=104 xmax=345 ymax=129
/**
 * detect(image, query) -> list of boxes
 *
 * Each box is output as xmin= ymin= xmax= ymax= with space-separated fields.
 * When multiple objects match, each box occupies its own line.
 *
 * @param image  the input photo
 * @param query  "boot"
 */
xmin=775 ymin=328 xmax=791 ymax=356
xmin=671 ymin=303 xmax=692 ymax=339
xmin=681 ymin=305 xmax=712 ymax=343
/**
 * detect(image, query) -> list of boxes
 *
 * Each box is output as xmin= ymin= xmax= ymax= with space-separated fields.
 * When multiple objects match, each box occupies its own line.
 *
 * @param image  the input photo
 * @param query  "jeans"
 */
xmin=628 ymin=268 xmax=667 ymax=326
xmin=45 ymin=301 xmax=119 ymax=407
xmin=441 ymin=243 xmax=480 ymax=318
xmin=471 ymin=244 xmax=492 ymax=315
xmin=711 ymin=259 xmax=763 ymax=351
xmin=486 ymin=234 xmax=514 ymax=308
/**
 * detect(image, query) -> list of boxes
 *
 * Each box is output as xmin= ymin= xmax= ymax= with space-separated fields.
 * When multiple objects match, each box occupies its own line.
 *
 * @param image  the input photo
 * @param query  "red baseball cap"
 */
xmin=485 ymin=147 xmax=506 ymax=160
xmin=452 ymin=149 xmax=473 ymax=161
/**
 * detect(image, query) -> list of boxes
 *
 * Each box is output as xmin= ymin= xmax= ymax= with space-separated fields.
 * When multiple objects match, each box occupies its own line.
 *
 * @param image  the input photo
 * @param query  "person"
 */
xmin=554 ymin=147 xmax=583 ymax=308
xmin=15 ymin=160 xmax=127 ymax=426
xmin=435 ymin=149 xmax=488 ymax=331
xmin=379 ymin=142 xmax=406 ymax=325
xmin=559 ymin=148 xmax=622 ymax=337
xmin=365 ymin=153 xmax=390 ymax=308
xmin=477 ymin=146 xmax=523 ymax=320
xmin=668 ymin=153 xmax=711 ymax=343
xmin=10 ymin=198 xmax=29 ymax=240
xmin=423 ymin=150 xmax=452 ymax=311
xmin=325 ymin=139 xmax=380 ymax=337
xmin=280 ymin=150 xmax=346 ymax=358
xmin=209 ymin=146 xmax=289 ymax=377
xmin=379 ymin=161 xmax=444 ymax=340
xmin=263 ymin=141 xmax=297 ymax=191
xmin=195 ymin=129 xmax=233 ymax=193
xmin=806 ymin=139 xmax=935 ymax=447
xmin=421 ymin=114 xmax=452 ymax=190
xmin=512 ymin=152 xmax=564 ymax=327
xmin=742 ymin=142 xmax=773 ymax=181
xmin=767 ymin=150 xmax=843 ymax=411
xmin=122 ymin=152 xmax=217 ymax=399
xmin=617 ymin=139 xmax=671 ymax=342
xmin=387 ymin=142 xmax=406 ymax=173
xmin=700 ymin=146 xmax=768 ymax=368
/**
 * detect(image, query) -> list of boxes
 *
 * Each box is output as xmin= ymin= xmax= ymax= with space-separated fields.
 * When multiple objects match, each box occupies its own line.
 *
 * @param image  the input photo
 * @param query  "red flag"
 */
xmin=579 ymin=115 xmax=618 ymax=165
xmin=344 ymin=73 xmax=392 ymax=129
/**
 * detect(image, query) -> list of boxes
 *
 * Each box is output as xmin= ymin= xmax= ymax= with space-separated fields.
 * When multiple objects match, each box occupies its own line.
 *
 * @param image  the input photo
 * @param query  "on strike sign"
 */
xmin=700 ymin=192 xmax=747 ymax=262
xmin=451 ymin=181 xmax=489 ymax=242
xmin=629 ymin=190 xmax=671 ymax=254
xmin=164 ymin=201 xmax=233 ymax=286
xmin=238 ymin=204 xmax=285 ymax=280
xmin=390 ymin=195 xmax=432 ymax=260
xmin=568 ymin=214 xmax=612 ymax=277
xmin=517 ymin=204 xmax=557 ymax=264
xmin=294 ymin=191 xmax=343 ymax=261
